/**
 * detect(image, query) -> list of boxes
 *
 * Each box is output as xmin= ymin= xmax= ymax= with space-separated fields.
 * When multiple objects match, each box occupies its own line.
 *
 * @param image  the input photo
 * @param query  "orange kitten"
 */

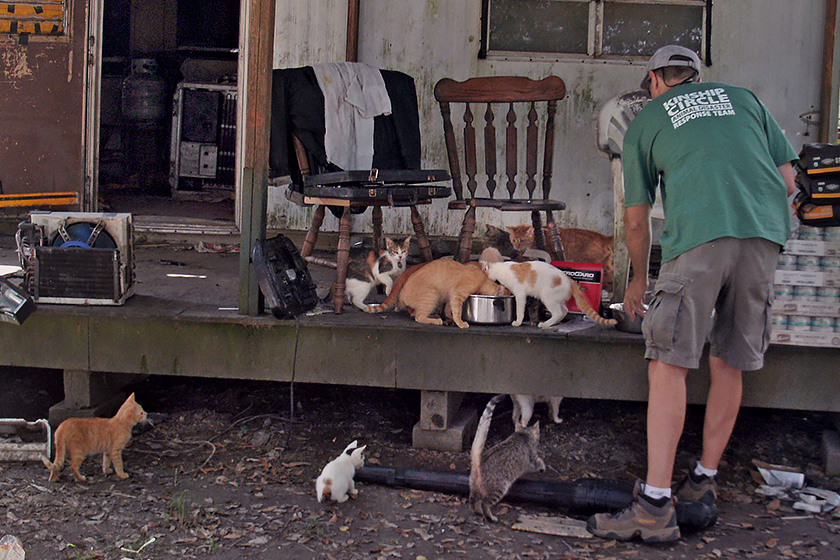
xmin=42 ymin=393 xmax=148 ymax=482
xmin=398 ymin=258 xmax=505 ymax=328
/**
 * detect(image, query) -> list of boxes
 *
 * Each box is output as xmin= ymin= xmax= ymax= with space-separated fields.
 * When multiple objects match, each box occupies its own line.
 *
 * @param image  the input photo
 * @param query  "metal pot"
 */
xmin=464 ymin=294 xmax=514 ymax=325
xmin=609 ymin=302 xmax=645 ymax=334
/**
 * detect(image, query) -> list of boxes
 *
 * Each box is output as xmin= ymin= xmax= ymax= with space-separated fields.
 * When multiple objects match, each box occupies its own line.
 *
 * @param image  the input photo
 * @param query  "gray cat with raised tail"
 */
xmin=469 ymin=394 xmax=546 ymax=522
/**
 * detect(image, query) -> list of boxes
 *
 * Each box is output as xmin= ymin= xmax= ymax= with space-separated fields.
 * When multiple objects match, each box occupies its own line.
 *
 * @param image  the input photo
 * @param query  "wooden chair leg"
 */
xmin=457 ymin=205 xmax=476 ymax=263
xmin=372 ymin=206 xmax=383 ymax=253
xmin=333 ymin=209 xmax=353 ymax=314
xmin=531 ymin=210 xmax=546 ymax=253
xmin=410 ymin=206 xmax=434 ymax=261
xmin=542 ymin=211 xmax=565 ymax=261
xmin=301 ymin=205 xmax=326 ymax=258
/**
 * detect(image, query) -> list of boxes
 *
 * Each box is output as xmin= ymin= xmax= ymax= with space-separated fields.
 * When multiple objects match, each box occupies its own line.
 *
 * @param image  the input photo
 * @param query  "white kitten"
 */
xmin=511 ymin=394 xmax=563 ymax=429
xmin=316 ymin=440 xmax=366 ymax=503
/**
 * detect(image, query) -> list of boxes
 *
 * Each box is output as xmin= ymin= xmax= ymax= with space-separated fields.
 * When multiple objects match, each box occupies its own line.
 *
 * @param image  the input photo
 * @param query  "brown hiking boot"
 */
xmin=674 ymin=460 xmax=718 ymax=506
xmin=587 ymin=481 xmax=680 ymax=543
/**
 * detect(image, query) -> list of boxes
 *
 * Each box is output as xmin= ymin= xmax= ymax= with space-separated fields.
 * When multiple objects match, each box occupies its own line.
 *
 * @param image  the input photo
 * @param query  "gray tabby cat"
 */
xmin=469 ymin=394 xmax=546 ymax=522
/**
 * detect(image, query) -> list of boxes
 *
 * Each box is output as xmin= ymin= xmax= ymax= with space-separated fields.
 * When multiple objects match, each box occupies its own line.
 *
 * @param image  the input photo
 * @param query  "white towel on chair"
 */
xmin=313 ymin=62 xmax=392 ymax=171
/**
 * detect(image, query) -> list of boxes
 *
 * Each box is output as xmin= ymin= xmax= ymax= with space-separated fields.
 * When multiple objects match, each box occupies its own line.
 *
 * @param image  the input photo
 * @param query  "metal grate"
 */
xmin=217 ymin=91 xmax=237 ymax=188
xmin=33 ymin=247 xmax=120 ymax=302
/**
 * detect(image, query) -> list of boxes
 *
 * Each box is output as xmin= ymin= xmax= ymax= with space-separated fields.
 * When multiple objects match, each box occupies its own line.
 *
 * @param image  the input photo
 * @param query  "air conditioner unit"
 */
xmin=18 ymin=212 xmax=135 ymax=305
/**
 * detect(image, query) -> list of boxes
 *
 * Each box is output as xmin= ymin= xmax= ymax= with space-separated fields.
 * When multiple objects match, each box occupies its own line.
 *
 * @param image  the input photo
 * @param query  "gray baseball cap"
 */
xmin=640 ymin=45 xmax=701 ymax=90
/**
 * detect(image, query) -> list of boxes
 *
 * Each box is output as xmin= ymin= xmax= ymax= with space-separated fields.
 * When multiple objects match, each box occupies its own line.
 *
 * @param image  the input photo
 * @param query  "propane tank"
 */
xmin=120 ymin=58 xmax=167 ymax=122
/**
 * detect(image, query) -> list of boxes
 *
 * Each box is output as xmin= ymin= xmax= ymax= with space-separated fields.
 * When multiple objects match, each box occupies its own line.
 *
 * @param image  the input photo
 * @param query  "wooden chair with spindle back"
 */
xmin=433 ymin=75 xmax=568 ymax=262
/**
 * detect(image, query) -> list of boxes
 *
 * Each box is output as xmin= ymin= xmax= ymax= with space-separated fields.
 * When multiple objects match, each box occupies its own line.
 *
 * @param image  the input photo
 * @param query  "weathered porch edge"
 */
xmin=1 ymin=303 xmax=836 ymax=415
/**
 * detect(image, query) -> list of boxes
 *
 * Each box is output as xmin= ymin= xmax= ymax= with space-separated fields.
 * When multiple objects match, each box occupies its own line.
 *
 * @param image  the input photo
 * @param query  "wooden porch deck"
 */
xmin=1 ymin=238 xmax=837 ymax=403
xmin=1 ymin=229 xmax=838 ymax=448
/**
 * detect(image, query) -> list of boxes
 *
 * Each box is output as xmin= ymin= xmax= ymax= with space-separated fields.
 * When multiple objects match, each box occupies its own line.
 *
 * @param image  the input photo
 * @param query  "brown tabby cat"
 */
xmin=485 ymin=224 xmax=615 ymax=290
xmin=42 ymin=393 xmax=148 ymax=482
xmin=397 ymin=258 xmax=505 ymax=328
xmin=470 ymin=394 xmax=545 ymax=522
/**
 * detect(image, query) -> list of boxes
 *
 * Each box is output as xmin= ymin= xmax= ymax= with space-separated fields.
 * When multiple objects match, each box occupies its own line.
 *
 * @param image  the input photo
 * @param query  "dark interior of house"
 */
xmin=98 ymin=0 xmax=239 ymax=221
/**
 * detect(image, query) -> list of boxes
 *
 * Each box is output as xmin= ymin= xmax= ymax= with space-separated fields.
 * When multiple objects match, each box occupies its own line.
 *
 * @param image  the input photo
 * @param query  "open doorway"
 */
xmin=96 ymin=0 xmax=240 ymax=223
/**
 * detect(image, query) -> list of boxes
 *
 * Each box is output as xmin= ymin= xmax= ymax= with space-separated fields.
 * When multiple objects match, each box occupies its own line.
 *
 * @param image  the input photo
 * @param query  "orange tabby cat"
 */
xmin=42 ymin=393 xmax=148 ymax=482
xmin=397 ymin=258 xmax=505 ymax=328
xmin=491 ymin=224 xmax=615 ymax=290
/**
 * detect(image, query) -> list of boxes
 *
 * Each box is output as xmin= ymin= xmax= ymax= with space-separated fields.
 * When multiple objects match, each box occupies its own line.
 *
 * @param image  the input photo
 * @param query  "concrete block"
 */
xmin=822 ymin=430 xmax=840 ymax=476
xmin=412 ymin=406 xmax=477 ymax=452
xmin=417 ymin=390 xmax=465 ymax=431
xmin=63 ymin=370 xmax=109 ymax=408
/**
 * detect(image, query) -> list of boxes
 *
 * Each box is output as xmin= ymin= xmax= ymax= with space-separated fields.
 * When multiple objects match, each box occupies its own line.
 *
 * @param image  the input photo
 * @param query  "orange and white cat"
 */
xmin=42 ymin=393 xmax=148 ymax=482
xmin=482 ymin=259 xmax=616 ymax=329
xmin=485 ymin=224 xmax=615 ymax=290
xmin=397 ymin=258 xmax=506 ymax=329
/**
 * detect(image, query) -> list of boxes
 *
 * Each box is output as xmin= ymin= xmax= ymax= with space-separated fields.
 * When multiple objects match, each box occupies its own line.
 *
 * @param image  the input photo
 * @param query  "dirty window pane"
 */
xmin=483 ymin=0 xmax=707 ymax=60
xmin=0 ymin=1 xmax=66 ymax=35
xmin=603 ymin=3 xmax=703 ymax=56
xmin=487 ymin=0 xmax=589 ymax=55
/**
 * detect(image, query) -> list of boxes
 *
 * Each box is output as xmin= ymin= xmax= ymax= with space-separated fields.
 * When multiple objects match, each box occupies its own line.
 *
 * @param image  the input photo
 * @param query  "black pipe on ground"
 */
xmin=355 ymin=465 xmax=716 ymax=532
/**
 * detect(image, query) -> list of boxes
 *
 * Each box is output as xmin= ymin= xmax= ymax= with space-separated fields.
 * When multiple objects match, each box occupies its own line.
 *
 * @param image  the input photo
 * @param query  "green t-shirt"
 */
xmin=622 ymin=81 xmax=798 ymax=263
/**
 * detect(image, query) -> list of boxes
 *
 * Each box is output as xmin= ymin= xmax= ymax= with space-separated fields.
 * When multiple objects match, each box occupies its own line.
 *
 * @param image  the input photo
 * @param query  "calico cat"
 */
xmin=483 ymin=259 xmax=617 ymax=328
xmin=487 ymin=224 xmax=615 ymax=290
xmin=343 ymin=236 xmax=412 ymax=310
xmin=316 ymin=440 xmax=366 ymax=503
xmin=469 ymin=394 xmax=545 ymax=522
xmin=511 ymin=394 xmax=563 ymax=429
xmin=42 ymin=393 xmax=148 ymax=482
xmin=397 ymin=258 xmax=506 ymax=329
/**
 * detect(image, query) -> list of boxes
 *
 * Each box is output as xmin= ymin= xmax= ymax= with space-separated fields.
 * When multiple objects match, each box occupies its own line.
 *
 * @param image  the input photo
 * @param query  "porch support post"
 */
xmin=238 ymin=0 xmax=276 ymax=315
xmin=412 ymin=390 xmax=477 ymax=452
xmin=819 ymin=0 xmax=839 ymax=143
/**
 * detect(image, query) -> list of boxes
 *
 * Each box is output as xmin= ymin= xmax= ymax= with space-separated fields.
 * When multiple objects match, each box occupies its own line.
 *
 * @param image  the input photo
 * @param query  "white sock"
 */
xmin=643 ymin=484 xmax=672 ymax=500
xmin=694 ymin=463 xmax=718 ymax=478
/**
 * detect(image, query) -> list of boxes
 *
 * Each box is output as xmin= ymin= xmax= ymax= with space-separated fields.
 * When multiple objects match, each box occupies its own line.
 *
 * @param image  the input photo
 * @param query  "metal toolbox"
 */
xmin=301 ymin=169 xmax=451 ymax=204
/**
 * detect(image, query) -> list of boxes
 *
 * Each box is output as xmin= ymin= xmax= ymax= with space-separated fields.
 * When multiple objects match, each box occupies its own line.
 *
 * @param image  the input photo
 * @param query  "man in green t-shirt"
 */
xmin=588 ymin=45 xmax=797 ymax=543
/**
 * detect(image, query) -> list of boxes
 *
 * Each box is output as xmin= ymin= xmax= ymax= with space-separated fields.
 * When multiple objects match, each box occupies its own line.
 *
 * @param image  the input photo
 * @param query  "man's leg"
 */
xmin=699 ymin=355 xmax=743 ymax=470
xmin=673 ymin=354 xmax=741 ymax=505
xmin=646 ymin=359 xmax=689 ymax=489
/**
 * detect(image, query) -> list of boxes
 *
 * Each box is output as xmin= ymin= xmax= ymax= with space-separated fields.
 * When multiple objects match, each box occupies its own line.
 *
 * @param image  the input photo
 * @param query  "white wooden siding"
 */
xmin=267 ymin=0 xmax=828 ymax=239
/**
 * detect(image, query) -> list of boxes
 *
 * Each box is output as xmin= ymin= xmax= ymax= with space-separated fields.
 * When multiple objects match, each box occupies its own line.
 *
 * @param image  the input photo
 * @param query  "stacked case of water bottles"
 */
xmin=771 ymin=226 xmax=840 ymax=347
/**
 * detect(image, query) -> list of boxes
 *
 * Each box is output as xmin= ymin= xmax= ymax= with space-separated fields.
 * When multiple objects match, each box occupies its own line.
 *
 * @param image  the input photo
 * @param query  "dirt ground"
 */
xmin=2 ymin=233 xmax=840 ymax=559
xmin=2 ymin=366 xmax=840 ymax=560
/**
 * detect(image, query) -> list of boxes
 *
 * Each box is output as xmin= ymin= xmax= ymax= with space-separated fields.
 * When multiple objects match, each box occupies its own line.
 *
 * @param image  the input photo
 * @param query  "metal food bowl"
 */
xmin=609 ymin=302 xmax=646 ymax=334
xmin=464 ymin=294 xmax=514 ymax=325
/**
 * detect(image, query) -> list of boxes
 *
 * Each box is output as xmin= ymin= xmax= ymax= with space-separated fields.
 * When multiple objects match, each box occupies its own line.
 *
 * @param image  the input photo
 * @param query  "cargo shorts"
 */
xmin=642 ymin=237 xmax=780 ymax=371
